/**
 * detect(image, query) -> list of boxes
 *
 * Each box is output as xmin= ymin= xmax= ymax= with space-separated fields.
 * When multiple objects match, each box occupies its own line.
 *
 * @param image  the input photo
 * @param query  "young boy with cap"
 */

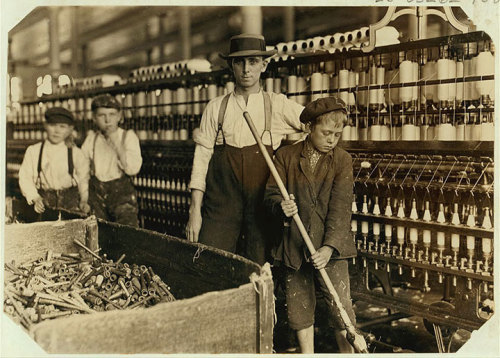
xmin=264 ymin=97 xmax=361 ymax=353
xmin=81 ymin=94 xmax=142 ymax=227
xmin=18 ymin=107 xmax=90 ymax=214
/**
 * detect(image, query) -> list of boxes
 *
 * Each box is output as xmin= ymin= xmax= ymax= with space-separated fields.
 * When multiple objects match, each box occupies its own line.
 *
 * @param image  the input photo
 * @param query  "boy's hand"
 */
xmin=281 ymin=194 xmax=298 ymax=217
xmin=310 ymin=246 xmax=334 ymax=270
xmin=79 ymin=201 xmax=91 ymax=214
xmin=33 ymin=196 xmax=45 ymax=214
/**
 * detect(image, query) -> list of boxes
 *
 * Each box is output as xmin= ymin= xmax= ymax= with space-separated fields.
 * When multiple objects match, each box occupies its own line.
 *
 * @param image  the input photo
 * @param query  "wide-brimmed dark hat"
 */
xmin=219 ymin=34 xmax=277 ymax=59
xmin=45 ymin=107 xmax=74 ymax=125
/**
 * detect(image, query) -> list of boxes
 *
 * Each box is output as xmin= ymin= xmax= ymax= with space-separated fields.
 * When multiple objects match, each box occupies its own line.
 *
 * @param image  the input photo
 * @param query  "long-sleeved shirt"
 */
xmin=81 ymin=128 xmax=142 ymax=182
xmin=189 ymin=90 xmax=305 ymax=192
xmin=18 ymin=140 xmax=89 ymax=204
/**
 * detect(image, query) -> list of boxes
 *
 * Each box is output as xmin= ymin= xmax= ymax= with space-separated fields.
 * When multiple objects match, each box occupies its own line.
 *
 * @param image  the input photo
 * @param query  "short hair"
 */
xmin=310 ymin=110 xmax=347 ymax=129
xmin=91 ymin=94 xmax=121 ymax=113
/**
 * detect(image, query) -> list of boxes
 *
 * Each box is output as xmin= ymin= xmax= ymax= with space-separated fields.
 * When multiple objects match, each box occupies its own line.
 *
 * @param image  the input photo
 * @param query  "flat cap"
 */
xmin=91 ymin=94 xmax=122 ymax=112
xmin=300 ymin=97 xmax=347 ymax=124
xmin=45 ymin=107 xmax=74 ymax=125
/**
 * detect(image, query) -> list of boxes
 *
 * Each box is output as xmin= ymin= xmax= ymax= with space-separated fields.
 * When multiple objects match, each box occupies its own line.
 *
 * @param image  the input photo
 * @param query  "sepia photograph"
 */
xmin=1 ymin=0 xmax=498 ymax=356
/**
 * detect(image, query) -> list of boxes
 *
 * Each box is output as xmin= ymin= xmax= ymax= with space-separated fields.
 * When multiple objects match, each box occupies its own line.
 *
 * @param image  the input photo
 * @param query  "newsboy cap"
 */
xmin=45 ymin=107 xmax=74 ymax=125
xmin=219 ymin=34 xmax=277 ymax=59
xmin=91 ymin=94 xmax=122 ymax=112
xmin=299 ymin=97 xmax=347 ymax=124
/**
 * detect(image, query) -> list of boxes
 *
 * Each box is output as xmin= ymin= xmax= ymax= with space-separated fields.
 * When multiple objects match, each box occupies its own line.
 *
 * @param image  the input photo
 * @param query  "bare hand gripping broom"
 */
xmin=243 ymin=111 xmax=368 ymax=353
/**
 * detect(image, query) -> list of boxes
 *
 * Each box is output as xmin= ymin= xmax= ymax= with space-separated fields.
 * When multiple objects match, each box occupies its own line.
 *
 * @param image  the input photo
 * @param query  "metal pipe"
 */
xmin=241 ymin=6 xmax=262 ymax=34
xmin=357 ymin=312 xmax=411 ymax=328
xmin=283 ymin=7 xmax=295 ymax=42
xmin=179 ymin=7 xmax=191 ymax=60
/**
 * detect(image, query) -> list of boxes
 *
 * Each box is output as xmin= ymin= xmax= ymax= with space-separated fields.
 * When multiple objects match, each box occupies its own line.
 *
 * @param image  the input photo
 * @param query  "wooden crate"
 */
xmin=4 ymin=216 xmax=274 ymax=354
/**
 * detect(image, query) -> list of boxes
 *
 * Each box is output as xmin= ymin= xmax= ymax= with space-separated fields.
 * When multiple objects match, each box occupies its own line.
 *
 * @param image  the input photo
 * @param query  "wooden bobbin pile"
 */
xmin=4 ymin=246 xmax=175 ymax=329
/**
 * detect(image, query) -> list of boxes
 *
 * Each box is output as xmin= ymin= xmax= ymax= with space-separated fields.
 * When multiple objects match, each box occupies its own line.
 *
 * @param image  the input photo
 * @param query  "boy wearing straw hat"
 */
xmin=264 ymin=97 xmax=359 ymax=353
xmin=18 ymin=107 xmax=90 ymax=215
xmin=186 ymin=34 xmax=305 ymax=264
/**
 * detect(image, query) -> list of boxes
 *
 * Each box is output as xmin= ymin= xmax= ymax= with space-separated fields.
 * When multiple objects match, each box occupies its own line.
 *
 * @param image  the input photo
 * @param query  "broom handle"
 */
xmin=242 ymin=111 xmax=358 ymax=334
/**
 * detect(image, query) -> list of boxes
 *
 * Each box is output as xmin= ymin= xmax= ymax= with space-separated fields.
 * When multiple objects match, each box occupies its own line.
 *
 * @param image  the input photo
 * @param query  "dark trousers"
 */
xmin=199 ymin=144 xmax=273 ymax=265
xmin=89 ymin=176 xmax=139 ymax=227
xmin=39 ymin=186 xmax=80 ymax=212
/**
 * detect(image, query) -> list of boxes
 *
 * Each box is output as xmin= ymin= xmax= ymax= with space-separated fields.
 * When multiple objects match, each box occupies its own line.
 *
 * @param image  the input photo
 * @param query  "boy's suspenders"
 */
xmin=215 ymin=91 xmax=273 ymax=147
xmin=91 ymin=129 xmax=129 ymax=177
xmin=36 ymin=141 xmax=76 ymax=189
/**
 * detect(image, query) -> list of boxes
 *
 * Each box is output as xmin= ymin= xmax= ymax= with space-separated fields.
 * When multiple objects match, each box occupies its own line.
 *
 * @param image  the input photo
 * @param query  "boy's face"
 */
xmin=309 ymin=117 xmax=343 ymax=153
xmin=45 ymin=123 xmax=73 ymax=145
xmin=231 ymin=56 xmax=267 ymax=91
xmin=94 ymin=107 xmax=121 ymax=136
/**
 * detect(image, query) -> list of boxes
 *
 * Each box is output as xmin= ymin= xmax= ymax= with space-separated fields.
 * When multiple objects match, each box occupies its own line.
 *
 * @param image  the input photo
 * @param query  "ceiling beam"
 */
xmin=9 ymin=7 xmax=49 ymax=36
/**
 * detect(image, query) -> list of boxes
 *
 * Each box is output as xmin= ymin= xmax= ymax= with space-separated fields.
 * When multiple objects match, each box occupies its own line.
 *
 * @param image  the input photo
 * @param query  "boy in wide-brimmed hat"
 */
xmin=264 ymin=97 xmax=365 ymax=353
xmin=185 ymin=33 xmax=306 ymax=264
xmin=18 ymin=107 xmax=90 ymax=215
xmin=81 ymin=94 xmax=142 ymax=227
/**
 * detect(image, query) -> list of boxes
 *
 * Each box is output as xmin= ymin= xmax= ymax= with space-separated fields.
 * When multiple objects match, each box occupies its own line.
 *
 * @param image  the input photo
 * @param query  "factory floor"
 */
xmin=273 ymin=285 xmax=472 ymax=354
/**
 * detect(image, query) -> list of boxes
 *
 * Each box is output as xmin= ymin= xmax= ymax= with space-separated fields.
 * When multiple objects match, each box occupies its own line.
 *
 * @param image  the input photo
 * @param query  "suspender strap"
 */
xmin=67 ymin=146 xmax=74 ymax=178
xmin=91 ymin=132 xmax=98 ymax=176
xmin=262 ymin=91 xmax=273 ymax=148
xmin=216 ymin=91 xmax=273 ymax=147
xmin=36 ymin=141 xmax=45 ymax=188
xmin=216 ymin=94 xmax=231 ymax=145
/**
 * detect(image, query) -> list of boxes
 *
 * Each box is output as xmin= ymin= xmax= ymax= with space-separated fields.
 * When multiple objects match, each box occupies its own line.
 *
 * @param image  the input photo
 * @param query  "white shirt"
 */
xmin=190 ymin=90 xmax=304 ymax=192
xmin=81 ymin=128 xmax=142 ymax=182
xmin=18 ymin=140 xmax=89 ymax=204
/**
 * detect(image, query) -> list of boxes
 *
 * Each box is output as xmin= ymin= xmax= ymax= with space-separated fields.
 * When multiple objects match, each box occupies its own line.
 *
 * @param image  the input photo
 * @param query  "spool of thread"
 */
xmin=342 ymin=123 xmax=351 ymax=140
xmin=309 ymin=36 xmax=325 ymax=51
xmin=324 ymin=61 xmax=335 ymax=73
xmin=475 ymin=51 xmax=495 ymax=100
xmin=192 ymin=85 xmax=201 ymax=115
xmin=217 ymin=86 xmax=225 ymax=97
xmin=402 ymin=124 xmax=417 ymax=140
xmin=358 ymin=70 xmax=367 ymax=107
xmin=437 ymin=59 xmax=450 ymax=103
xmin=136 ymin=91 xmax=146 ymax=117
xmin=276 ymin=42 xmax=289 ymax=55
xmin=310 ymin=72 xmax=323 ymax=101
xmin=207 ymin=84 xmax=217 ymax=101
xmin=380 ymin=124 xmax=391 ymax=140
xmin=456 ymin=61 xmax=464 ymax=103
xmin=376 ymin=66 xmax=385 ymax=105
xmin=463 ymin=58 xmax=473 ymax=103
xmin=437 ymin=123 xmax=456 ymax=141
xmin=186 ymin=87 xmax=193 ymax=116
xmin=338 ymin=70 xmax=349 ymax=105
xmin=472 ymin=121 xmax=482 ymax=140
xmin=368 ymin=65 xmax=377 ymax=105
xmin=350 ymin=122 xmax=358 ymax=140
xmin=456 ymin=122 xmax=465 ymax=140
xmin=422 ymin=60 xmax=436 ymax=103
xmin=265 ymin=77 xmax=274 ymax=93
xmin=412 ymin=61 xmax=419 ymax=102
xmin=481 ymin=122 xmax=495 ymax=141
xmin=399 ymin=61 xmax=413 ymax=103
xmin=448 ymin=59 xmax=457 ymax=103
xmin=85 ymin=98 xmax=92 ymax=120
xmin=176 ymin=87 xmax=187 ymax=115
xmin=161 ymin=89 xmax=172 ymax=115
xmin=296 ymin=76 xmax=307 ymax=105
xmin=149 ymin=91 xmax=158 ymax=116
xmin=274 ymin=78 xmax=282 ymax=94
xmin=370 ymin=125 xmax=381 ymax=141
xmin=348 ymin=71 xmax=356 ymax=105
xmin=322 ymin=73 xmax=330 ymax=98
xmin=328 ymin=33 xmax=345 ymax=52
xmin=287 ymin=75 xmax=297 ymax=101
xmin=354 ymin=27 xmax=369 ymax=47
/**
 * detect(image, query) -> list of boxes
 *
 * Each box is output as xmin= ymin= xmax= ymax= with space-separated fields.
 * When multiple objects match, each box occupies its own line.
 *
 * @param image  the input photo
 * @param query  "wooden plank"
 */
xmin=253 ymin=266 xmax=274 ymax=353
xmin=97 ymin=220 xmax=262 ymax=299
xmin=4 ymin=217 xmax=95 ymax=264
xmin=33 ymin=282 xmax=260 ymax=353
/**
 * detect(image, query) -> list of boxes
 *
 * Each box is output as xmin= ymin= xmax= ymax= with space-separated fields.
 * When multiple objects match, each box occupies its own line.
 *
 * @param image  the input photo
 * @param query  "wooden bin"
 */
xmin=4 ymin=216 xmax=274 ymax=354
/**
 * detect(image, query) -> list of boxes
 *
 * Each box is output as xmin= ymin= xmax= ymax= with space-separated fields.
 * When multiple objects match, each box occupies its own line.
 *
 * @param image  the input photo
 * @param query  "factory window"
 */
xmin=37 ymin=74 xmax=53 ymax=97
